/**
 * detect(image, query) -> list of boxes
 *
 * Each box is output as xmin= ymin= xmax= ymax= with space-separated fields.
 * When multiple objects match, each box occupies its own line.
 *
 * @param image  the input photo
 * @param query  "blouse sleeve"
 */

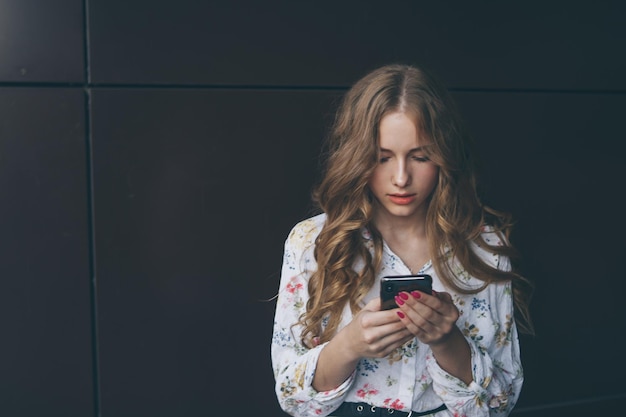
xmin=426 ymin=254 xmax=524 ymax=416
xmin=271 ymin=220 xmax=355 ymax=417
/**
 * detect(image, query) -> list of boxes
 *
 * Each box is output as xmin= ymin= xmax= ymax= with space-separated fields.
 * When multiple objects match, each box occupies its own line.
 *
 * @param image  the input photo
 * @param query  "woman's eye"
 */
xmin=379 ymin=157 xmax=390 ymax=163
xmin=412 ymin=155 xmax=429 ymax=162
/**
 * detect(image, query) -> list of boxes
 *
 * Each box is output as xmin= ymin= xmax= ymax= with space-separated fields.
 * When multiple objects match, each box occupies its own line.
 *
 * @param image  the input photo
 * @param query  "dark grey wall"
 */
xmin=0 ymin=1 xmax=624 ymax=416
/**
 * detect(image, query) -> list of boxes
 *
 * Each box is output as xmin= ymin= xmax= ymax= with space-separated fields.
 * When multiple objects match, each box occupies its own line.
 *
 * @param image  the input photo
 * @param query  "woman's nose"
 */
xmin=392 ymin=162 xmax=410 ymax=187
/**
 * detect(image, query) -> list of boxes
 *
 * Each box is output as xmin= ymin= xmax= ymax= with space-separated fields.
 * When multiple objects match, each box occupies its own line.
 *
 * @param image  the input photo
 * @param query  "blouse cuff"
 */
xmin=426 ymin=336 xmax=494 ymax=408
xmin=306 ymin=343 xmax=357 ymax=403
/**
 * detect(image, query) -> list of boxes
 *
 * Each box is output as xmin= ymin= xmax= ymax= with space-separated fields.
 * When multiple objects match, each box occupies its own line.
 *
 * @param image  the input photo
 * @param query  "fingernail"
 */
xmin=411 ymin=291 xmax=421 ymax=299
xmin=395 ymin=295 xmax=404 ymax=306
xmin=397 ymin=311 xmax=405 ymax=319
xmin=399 ymin=292 xmax=409 ymax=300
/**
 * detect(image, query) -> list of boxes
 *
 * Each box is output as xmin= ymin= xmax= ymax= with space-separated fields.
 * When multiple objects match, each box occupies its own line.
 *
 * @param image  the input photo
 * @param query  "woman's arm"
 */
xmin=313 ymin=297 xmax=414 ymax=391
xmin=271 ymin=219 xmax=355 ymax=417
xmin=272 ymin=218 xmax=416 ymax=416
xmin=426 ymin=280 xmax=523 ymax=416
xmin=396 ymin=247 xmax=523 ymax=416
xmin=396 ymin=289 xmax=473 ymax=385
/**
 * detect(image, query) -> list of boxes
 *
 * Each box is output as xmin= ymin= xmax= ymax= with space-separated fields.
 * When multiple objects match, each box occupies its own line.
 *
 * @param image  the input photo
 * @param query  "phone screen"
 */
xmin=380 ymin=274 xmax=433 ymax=310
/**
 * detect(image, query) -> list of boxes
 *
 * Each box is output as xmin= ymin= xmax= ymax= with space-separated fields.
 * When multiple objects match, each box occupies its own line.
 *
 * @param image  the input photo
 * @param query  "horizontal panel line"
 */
xmin=0 ymin=81 xmax=347 ymax=92
xmin=450 ymin=87 xmax=626 ymax=95
xmin=512 ymin=392 xmax=626 ymax=414
xmin=0 ymin=81 xmax=625 ymax=95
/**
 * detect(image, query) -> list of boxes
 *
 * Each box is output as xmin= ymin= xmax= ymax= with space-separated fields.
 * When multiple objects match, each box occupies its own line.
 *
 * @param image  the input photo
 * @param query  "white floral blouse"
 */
xmin=271 ymin=213 xmax=523 ymax=417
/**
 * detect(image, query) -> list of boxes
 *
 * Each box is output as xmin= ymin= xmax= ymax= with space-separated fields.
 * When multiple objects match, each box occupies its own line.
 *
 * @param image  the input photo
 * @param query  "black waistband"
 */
xmin=332 ymin=402 xmax=447 ymax=417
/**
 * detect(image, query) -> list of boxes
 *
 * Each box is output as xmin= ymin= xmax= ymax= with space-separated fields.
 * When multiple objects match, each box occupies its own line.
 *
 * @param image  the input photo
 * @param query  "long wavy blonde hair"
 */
xmin=297 ymin=64 xmax=533 ymax=347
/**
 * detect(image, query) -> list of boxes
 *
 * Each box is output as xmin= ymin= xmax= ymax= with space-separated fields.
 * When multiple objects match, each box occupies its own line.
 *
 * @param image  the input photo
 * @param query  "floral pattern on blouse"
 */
xmin=271 ymin=214 xmax=523 ymax=417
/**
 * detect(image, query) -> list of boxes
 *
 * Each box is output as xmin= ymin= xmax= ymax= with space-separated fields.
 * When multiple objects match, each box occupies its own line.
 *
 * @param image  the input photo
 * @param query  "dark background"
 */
xmin=1 ymin=1 xmax=624 ymax=416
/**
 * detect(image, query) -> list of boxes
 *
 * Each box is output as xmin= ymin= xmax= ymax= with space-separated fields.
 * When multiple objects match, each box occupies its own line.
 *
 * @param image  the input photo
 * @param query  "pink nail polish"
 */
xmin=399 ymin=292 xmax=409 ymax=300
xmin=411 ymin=291 xmax=421 ymax=299
xmin=397 ymin=311 xmax=405 ymax=319
xmin=395 ymin=295 xmax=404 ymax=306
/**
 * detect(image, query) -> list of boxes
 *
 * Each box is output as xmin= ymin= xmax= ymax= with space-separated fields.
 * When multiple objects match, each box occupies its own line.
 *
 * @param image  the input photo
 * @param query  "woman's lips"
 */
xmin=388 ymin=194 xmax=416 ymax=205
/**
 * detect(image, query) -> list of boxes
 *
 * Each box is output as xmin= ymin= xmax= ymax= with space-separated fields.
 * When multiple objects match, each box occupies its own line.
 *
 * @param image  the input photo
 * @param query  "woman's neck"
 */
xmin=371 ymin=208 xmax=427 ymax=242
xmin=371 ymin=208 xmax=431 ymax=273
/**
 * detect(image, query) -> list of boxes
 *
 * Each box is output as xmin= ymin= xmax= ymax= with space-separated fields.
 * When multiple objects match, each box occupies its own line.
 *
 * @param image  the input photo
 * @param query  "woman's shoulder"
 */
xmin=470 ymin=224 xmax=509 ymax=266
xmin=290 ymin=212 xmax=326 ymax=234
xmin=477 ymin=224 xmax=507 ymax=246
xmin=285 ymin=213 xmax=326 ymax=249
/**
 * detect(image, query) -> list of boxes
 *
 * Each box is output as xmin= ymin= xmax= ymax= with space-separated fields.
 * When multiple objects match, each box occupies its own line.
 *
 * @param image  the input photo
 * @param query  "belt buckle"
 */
xmin=357 ymin=404 xmax=379 ymax=415
xmin=384 ymin=408 xmax=409 ymax=417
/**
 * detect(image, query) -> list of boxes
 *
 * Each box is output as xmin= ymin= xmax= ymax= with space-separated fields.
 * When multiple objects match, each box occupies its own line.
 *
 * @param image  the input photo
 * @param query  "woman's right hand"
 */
xmin=313 ymin=297 xmax=414 ymax=392
xmin=341 ymin=297 xmax=415 ymax=359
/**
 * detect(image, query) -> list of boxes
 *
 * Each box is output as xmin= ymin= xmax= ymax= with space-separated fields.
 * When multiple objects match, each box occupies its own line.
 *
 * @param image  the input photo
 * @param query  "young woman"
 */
xmin=271 ymin=64 xmax=533 ymax=417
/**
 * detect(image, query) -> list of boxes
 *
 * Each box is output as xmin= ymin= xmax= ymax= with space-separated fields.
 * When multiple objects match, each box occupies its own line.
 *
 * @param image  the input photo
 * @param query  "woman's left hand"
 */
xmin=394 ymin=290 xmax=460 ymax=346
xmin=395 ymin=290 xmax=473 ymax=384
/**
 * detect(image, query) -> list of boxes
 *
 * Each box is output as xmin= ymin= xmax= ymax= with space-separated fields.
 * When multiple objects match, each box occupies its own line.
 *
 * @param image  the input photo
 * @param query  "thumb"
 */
xmin=363 ymin=297 xmax=382 ymax=311
xmin=435 ymin=291 xmax=453 ymax=303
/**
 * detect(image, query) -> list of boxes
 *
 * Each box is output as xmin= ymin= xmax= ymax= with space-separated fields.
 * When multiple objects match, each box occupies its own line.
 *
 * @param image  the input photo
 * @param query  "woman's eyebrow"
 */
xmin=379 ymin=146 xmax=428 ymax=152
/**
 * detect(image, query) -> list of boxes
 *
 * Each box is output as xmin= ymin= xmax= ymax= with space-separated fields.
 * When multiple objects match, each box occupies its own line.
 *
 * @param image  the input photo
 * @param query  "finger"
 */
xmin=401 ymin=292 xmax=460 ymax=339
xmin=397 ymin=306 xmax=457 ymax=345
xmin=408 ymin=290 xmax=453 ymax=315
xmin=361 ymin=297 xmax=402 ymax=323
xmin=399 ymin=293 xmax=450 ymax=328
xmin=434 ymin=291 xmax=453 ymax=303
xmin=368 ymin=327 xmax=414 ymax=357
xmin=425 ymin=292 xmax=459 ymax=322
xmin=365 ymin=297 xmax=382 ymax=311
xmin=397 ymin=308 xmax=434 ymax=335
xmin=360 ymin=311 xmax=408 ymax=337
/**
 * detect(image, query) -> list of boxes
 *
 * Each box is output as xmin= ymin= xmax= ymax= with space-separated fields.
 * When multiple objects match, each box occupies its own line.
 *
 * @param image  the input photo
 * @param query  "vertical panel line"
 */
xmin=84 ymin=0 xmax=92 ymax=84
xmin=83 ymin=0 xmax=100 ymax=416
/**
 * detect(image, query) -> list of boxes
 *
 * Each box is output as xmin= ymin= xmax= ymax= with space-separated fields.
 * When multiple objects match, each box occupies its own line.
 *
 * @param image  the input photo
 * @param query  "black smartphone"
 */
xmin=380 ymin=274 xmax=433 ymax=310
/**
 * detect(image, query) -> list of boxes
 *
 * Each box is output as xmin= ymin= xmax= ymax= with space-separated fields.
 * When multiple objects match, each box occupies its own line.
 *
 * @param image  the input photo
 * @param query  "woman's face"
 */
xmin=368 ymin=111 xmax=439 ymax=224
